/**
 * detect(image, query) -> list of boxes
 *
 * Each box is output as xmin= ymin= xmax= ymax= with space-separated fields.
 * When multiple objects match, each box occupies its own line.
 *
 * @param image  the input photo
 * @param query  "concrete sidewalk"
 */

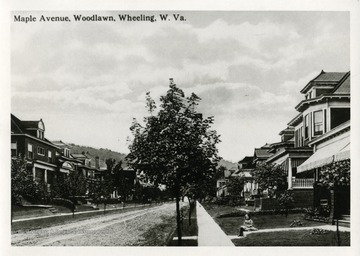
xmin=196 ymin=202 xmax=235 ymax=246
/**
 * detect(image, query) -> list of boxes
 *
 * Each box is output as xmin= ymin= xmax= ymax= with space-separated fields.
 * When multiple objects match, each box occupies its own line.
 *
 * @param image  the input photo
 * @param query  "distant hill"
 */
xmin=219 ymin=159 xmax=238 ymax=170
xmin=68 ymin=143 xmax=238 ymax=170
xmin=68 ymin=143 xmax=127 ymax=166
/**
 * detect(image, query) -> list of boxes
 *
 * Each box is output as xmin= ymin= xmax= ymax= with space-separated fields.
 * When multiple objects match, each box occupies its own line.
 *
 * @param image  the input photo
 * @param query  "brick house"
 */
xmin=11 ymin=114 xmax=59 ymax=190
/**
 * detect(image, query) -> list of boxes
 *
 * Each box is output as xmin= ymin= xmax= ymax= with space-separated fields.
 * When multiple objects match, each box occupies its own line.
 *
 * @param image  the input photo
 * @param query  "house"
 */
xmin=11 ymin=114 xmax=59 ymax=190
xmin=51 ymin=140 xmax=81 ymax=178
xmin=253 ymin=143 xmax=273 ymax=164
xmin=235 ymin=156 xmax=256 ymax=198
xmin=71 ymin=152 xmax=99 ymax=182
xmin=265 ymin=71 xmax=350 ymax=210
xmin=216 ymin=168 xmax=235 ymax=197
xmin=292 ymin=71 xmax=350 ymax=221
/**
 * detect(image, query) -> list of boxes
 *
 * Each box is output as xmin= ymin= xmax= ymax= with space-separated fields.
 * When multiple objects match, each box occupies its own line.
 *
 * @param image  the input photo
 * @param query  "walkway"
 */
xmin=196 ymin=202 xmax=235 ymax=246
xmin=228 ymin=225 xmax=351 ymax=240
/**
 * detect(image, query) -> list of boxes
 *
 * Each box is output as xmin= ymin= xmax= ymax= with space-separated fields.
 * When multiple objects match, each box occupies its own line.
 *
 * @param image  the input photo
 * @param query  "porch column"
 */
xmin=288 ymin=158 xmax=292 ymax=189
xmin=32 ymin=165 xmax=36 ymax=181
xmin=44 ymin=169 xmax=48 ymax=184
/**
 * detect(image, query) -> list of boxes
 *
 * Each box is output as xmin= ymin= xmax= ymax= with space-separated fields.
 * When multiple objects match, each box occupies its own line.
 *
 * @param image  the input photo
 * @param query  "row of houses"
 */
xmin=218 ymin=70 xmax=350 ymax=221
xmin=11 ymin=114 xmax=136 ymax=199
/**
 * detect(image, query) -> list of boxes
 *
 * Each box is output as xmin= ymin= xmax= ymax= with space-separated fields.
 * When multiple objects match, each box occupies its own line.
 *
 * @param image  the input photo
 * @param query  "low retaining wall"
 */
xmin=291 ymin=189 xmax=314 ymax=208
xmin=259 ymin=189 xmax=313 ymax=211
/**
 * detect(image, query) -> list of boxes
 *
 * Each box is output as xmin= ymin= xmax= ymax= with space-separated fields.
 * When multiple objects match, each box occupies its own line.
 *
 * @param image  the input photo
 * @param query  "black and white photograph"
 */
xmin=1 ymin=0 xmax=360 ymax=253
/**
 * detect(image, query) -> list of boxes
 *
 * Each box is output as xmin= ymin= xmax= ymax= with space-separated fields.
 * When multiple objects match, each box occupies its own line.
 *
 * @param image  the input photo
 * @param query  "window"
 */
xmin=37 ymin=130 xmax=44 ymax=139
xmin=37 ymin=147 xmax=45 ymax=156
xmin=313 ymin=110 xmax=323 ymax=136
xmin=11 ymin=142 xmax=17 ymax=157
xmin=304 ymin=114 xmax=309 ymax=139
xmin=48 ymin=150 xmax=52 ymax=162
xmin=28 ymin=144 xmax=33 ymax=159
xmin=330 ymin=108 xmax=350 ymax=129
xmin=324 ymin=109 xmax=327 ymax=133
xmin=64 ymin=148 xmax=70 ymax=157
xmin=295 ymin=127 xmax=303 ymax=147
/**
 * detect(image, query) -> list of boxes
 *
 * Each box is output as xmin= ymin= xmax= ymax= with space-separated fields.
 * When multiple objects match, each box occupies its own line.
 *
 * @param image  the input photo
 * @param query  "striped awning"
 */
xmin=297 ymin=139 xmax=350 ymax=173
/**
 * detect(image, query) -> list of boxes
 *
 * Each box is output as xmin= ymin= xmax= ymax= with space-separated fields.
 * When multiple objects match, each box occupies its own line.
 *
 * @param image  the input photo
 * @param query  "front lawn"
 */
xmin=233 ymin=230 xmax=350 ymax=246
xmin=203 ymin=203 xmax=326 ymax=235
xmin=215 ymin=214 xmax=324 ymax=235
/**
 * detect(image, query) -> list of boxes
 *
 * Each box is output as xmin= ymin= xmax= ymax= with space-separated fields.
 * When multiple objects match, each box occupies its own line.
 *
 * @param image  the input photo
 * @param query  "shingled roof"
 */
xmin=11 ymin=114 xmax=44 ymax=133
xmin=312 ymin=71 xmax=347 ymax=82
xmin=300 ymin=70 xmax=348 ymax=94
xmin=333 ymin=72 xmax=350 ymax=94
xmin=11 ymin=114 xmax=24 ymax=134
xmin=254 ymin=148 xmax=273 ymax=159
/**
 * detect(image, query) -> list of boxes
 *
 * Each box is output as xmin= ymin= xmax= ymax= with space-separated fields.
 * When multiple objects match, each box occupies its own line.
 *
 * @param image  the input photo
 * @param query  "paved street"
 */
xmin=12 ymin=203 xmax=176 ymax=246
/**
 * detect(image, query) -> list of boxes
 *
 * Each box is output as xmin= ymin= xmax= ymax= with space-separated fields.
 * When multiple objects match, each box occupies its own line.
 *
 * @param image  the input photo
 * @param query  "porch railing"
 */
xmin=292 ymin=178 xmax=314 ymax=189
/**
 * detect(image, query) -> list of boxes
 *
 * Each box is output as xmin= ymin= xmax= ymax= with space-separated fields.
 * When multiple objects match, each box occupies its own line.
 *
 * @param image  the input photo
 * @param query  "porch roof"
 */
xmin=297 ymin=138 xmax=350 ymax=174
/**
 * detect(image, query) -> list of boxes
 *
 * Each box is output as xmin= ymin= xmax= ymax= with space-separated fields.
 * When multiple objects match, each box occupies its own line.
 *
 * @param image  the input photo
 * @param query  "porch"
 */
xmin=292 ymin=178 xmax=314 ymax=189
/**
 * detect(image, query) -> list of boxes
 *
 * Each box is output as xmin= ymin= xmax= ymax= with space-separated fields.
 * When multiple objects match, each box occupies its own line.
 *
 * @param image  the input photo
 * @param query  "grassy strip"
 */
xmin=11 ymin=203 xmax=159 ymax=233
xmin=138 ymin=213 xmax=177 ymax=246
xmin=168 ymin=205 xmax=198 ymax=246
xmin=233 ymin=230 xmax=350 ymax=246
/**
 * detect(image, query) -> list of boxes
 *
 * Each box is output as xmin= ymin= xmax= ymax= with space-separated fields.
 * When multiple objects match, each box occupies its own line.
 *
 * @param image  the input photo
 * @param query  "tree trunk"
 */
xmin=336 ymin=218 xmax=341 ymax=246
xmin=188 ymin=197 xmax=192 ymax=226
xmin=11 ymin=204 xmax=13 ymax=224
xmin=175 ymin=183 xmax=182 ymax=246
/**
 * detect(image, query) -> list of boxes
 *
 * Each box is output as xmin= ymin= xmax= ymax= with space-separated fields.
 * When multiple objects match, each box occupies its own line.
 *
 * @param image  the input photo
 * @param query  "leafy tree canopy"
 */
xmin=226 ymin=176 xmax=245 ymax=196
xmin=126 ymin=82 xmax=221 ymax=198
xmin=11 ymin=157 xmax=39 ymax=204
xmin=319 ymin=159 xmax=350 ymax=188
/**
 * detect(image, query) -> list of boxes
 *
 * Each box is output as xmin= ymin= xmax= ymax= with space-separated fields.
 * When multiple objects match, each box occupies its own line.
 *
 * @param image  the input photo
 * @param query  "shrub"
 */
xmin=52 ymin=198 xmax=76 ymax=211
xmin=304 ymin=206 xmax=330 ymax=222
xmin=290 ymin=219 xmax=303 ymax=227
xmin=310 ymin=228 xmax=329 ymax=235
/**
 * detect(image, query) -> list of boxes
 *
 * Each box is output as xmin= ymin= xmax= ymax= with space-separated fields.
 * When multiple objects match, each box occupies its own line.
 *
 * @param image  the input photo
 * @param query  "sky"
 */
xmin=11 ymin=11 xmax=350 ymax=162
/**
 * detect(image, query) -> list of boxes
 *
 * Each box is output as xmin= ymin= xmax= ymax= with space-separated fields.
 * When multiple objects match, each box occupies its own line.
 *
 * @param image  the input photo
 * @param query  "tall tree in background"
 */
xmin=127 ymin=80 xmax=221 ymax=245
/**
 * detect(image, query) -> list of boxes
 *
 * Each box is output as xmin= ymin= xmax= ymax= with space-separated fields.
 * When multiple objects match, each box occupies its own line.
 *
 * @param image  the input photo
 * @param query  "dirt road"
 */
xmin=12 ymin=202 xmax=177 ymax=246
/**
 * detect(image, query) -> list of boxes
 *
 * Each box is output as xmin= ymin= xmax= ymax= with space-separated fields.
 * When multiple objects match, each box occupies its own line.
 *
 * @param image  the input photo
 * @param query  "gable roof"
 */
xmin=11 ymin=114 xmax=24 ymax=134
xmin=11 ymin=114 xmax=44 ymax=133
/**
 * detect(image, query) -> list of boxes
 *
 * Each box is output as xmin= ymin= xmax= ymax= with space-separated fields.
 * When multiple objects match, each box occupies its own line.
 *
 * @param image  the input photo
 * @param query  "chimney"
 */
xmin=95 ymin=156 xmax=100 ymax=169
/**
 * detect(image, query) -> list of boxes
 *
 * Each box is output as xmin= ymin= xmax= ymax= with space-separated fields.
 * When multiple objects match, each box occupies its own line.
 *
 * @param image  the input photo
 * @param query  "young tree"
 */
xmin=127 ymin=80 xmax=221 ymax=245
xmin=227 ymin=176 xmax=245 ymax=196
xmin=277 ymin=190 xmax=294 ymax=218
xmin=88 ymin=168 xmax=114 ymax=214
xmin=51 ymin=171 xmax=87 ymax=216
xmin=251 ymin=162 xmax=287 ymax=198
